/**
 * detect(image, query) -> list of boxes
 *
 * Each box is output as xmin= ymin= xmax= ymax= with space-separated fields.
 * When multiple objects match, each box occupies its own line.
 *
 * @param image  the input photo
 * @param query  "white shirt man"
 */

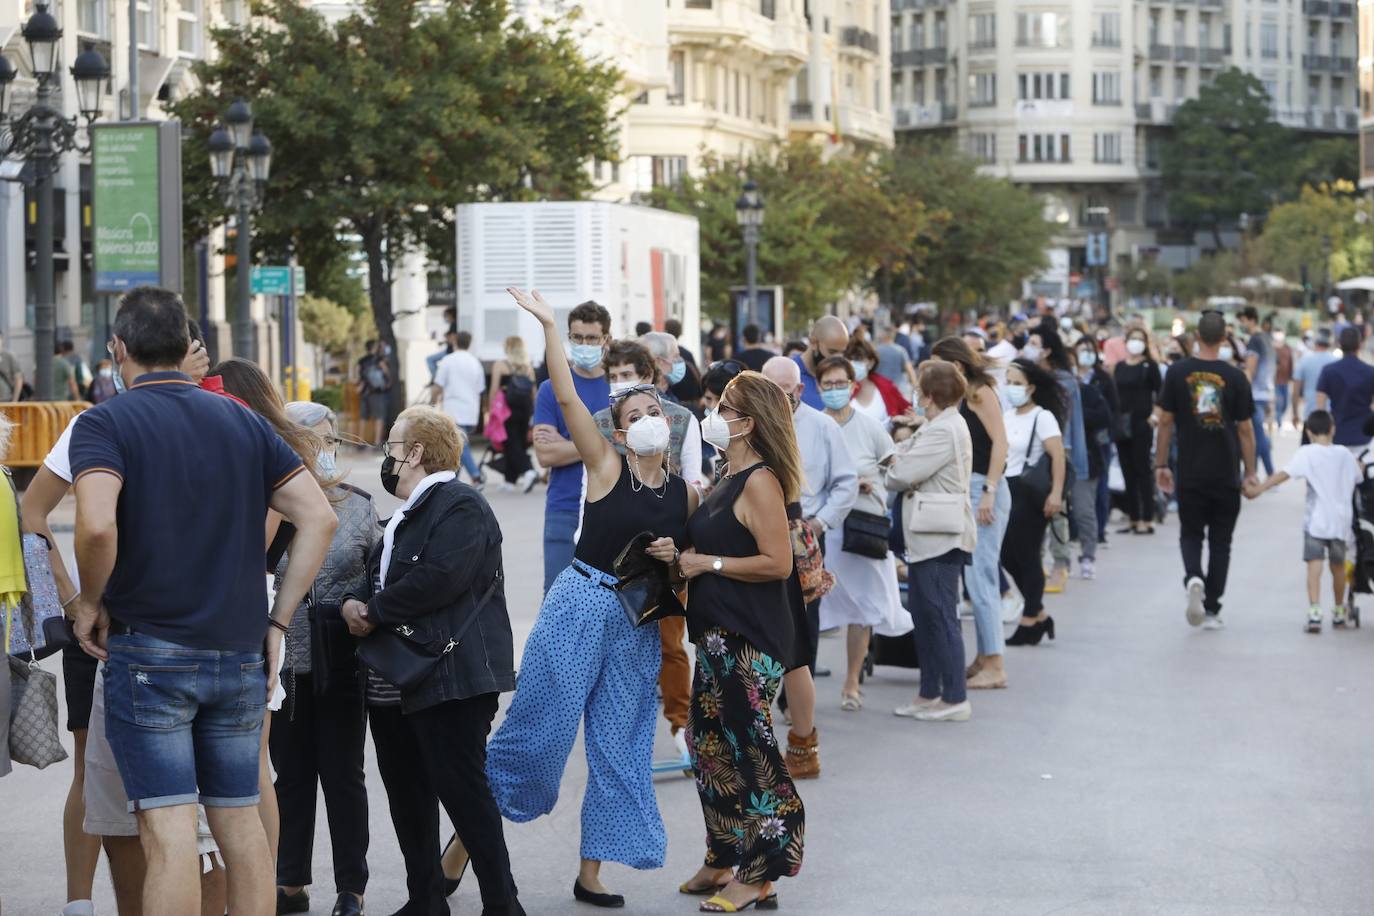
xmin=433 ymin=337 xmax=486 ymax=428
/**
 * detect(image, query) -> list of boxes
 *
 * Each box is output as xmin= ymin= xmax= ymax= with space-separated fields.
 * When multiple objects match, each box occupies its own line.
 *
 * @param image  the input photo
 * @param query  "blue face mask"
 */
xmin=570 ymin=344 xmax=603 ymax=371
xmin=821 ymin=388 xmax=851 ymax=411
xmin=318 ymin=451 xmax=337 ymax=478
xmin=668 ymin=359 xmax=687 ymax=385
xmin=112 ymin=363 xmax=126 ymax=394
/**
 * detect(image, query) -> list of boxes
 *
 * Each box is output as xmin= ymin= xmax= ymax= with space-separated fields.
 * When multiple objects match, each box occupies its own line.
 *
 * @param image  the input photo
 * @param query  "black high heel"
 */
xmin=441 ymin=834 xmax=469 ymax=897
xmin=1006 ymin=617 xmax=1054 ymax=646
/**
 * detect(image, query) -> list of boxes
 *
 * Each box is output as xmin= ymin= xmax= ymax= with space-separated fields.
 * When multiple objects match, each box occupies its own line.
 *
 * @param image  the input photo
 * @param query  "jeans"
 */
xmin=1177 ymin=487 xmax=1242 ymax=614
xmin=460 ymin=424 xmax=483 ymax=482
xmin=1252 ymin=401 xmax=1274 ymax=476
xmin=103 ymin=632 xmax=265 ymax=811
xmin=967 ymin=473 xmax=1010 ymax=656
xmin=542 ymin=509 xmax=580 ymax=594
xmin=909 ymin=553 xmax=967 ymax=704
xmin=1095 ymin=444 xmax=1113 ymax=540
xmin=1002 ymin=477 xmax=1052 ymax=616
xmin=270 ymin=673 xmax=369 ymax=895
xmin=1275 ymin=385 xmax=1289 ymax=425
xmin=425 ymin=349 xmax=445 ymax=381
xmin=1050 ymin=476 xmax=1098 ymax=565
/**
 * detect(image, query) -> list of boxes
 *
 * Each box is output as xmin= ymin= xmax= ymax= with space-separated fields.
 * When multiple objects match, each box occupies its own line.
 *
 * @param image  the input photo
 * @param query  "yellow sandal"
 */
xmin=699 ymin=882 xmax=777 ymax=912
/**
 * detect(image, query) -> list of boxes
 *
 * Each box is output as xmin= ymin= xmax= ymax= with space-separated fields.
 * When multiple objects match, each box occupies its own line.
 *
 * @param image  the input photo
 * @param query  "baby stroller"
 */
xmin=1345 ymin=454 xmax=1374 ymax=627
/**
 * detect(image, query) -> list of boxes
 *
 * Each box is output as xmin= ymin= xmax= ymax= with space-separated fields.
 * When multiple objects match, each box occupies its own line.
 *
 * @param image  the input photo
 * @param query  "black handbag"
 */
xmin=307 ymin=592 xmax=359 ymax=697
xmin=356 ymin=569 xmax=502 ymax=692
xmin=842 ymin=509 xmax=891 ymax=560
xmin=611 ymin=532 xmax=686 ymax=628
xmin=1019 ymin=410 xmax=1056 ymax=503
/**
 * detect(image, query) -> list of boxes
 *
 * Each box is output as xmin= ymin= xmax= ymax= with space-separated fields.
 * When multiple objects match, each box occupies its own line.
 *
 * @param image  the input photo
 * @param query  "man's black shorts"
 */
xmin=62 ymin=642 xmax=98 ymax=731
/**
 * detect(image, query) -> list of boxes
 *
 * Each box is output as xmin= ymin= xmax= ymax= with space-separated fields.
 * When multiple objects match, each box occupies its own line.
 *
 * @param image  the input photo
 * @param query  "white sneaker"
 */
xmin=673 ymin=728 xmax=690 ymax=767
xmin=1080 ymin=557 xmax=1096 ymax=580
xmin=1332 ymin=605 xmax=1349 ymax=628
xmin=518 ymin=469 xmax=538 ymax=493
xmin=1306 ymin=606 xmax=1323 ymax=634
xmin=495 ymin=481 xmax=516 ymax=493
xmin=1001 ymin=593 xmax=1024 ymax=624
xmin=1202 ymin=615 xmax=1226 ymax=631
xmin=914 ymin=700 xmax=972 ymax=722
xmin=1185 ymin=577 xmax=1206 ymax=627
xmin=958 ymin=599 xmax=975 ymax=620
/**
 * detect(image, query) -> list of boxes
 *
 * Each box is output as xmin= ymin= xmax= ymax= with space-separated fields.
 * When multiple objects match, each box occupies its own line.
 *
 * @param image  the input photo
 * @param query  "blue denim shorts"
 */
xmin=102 ymin=633 xmax=267 ymax=812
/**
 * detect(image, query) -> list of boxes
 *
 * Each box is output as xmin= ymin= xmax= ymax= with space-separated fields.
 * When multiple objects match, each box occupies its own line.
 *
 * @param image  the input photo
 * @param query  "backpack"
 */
xmin=503 ymin=372 xmax=534 ymax=408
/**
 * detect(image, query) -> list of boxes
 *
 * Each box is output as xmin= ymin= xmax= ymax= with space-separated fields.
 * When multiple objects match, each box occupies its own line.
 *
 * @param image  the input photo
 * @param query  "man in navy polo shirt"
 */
xmin=531 ymin=300 xmax=612 ymax=593
xmin=791 ymin=314 xmax=850 ymax=410
xmin=1315 ymin=325 xmax=1374 ymax=453
xmin=69 ymin=287 xmax=337 ymax=916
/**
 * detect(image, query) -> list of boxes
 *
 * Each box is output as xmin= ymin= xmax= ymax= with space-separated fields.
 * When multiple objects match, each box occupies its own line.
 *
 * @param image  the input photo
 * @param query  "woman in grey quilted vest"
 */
xmin=270 ymin=402 xmax=378 ymax=916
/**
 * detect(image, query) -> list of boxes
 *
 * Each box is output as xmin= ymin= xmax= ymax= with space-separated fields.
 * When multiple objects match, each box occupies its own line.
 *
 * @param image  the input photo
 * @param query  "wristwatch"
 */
xmin=981 ymin=482 xmax=993 ymax=494
xmin=712 ymin=557 xmax=724 ymax=573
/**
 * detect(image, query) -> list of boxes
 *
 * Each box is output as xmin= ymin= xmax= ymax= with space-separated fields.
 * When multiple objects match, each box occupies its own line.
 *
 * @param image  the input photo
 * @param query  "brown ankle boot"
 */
xmin=785 ymin=728 xmax=820 ymax=779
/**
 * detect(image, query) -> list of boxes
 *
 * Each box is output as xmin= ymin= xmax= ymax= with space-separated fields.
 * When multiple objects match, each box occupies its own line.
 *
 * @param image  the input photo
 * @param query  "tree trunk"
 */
xmin=1211 ymin=221 xmax=1224 ymax=252
xmin=359 ymin=223 xmax=396 ymax=351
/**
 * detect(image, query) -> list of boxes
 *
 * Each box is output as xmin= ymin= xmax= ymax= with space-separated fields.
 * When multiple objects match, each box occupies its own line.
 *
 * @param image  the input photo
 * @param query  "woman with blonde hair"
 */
xmin=489 ymin=335 xmax=538 ymax=492
xmin=669 ymin=370 xmax=806 ymax=913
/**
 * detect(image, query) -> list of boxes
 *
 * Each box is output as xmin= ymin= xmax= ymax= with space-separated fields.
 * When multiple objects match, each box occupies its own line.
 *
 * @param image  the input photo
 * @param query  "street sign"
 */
xmin=1085 ymin=232 xmax=1109 ymax=268
xmin=251 ymin=265 xmax=305 ymax=296
xmin=92 ymin=121 xmax=183 ymax=292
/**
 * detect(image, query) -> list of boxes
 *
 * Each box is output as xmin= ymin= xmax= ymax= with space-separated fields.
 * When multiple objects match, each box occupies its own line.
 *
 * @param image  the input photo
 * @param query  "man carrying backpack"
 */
xmin=357 ymin=339 xmax=392 ymax=447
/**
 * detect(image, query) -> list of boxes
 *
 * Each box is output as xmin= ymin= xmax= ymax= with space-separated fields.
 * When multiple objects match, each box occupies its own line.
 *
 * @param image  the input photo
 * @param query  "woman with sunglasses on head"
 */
xmin=486 ymin=288 xmax=700 ymax=909
xmin=670 ymin=370 xmax=805 ymax=913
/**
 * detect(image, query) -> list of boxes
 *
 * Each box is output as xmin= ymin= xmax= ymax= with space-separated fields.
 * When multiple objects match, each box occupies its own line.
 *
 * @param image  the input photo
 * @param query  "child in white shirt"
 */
xmin=1249 ymin=410 xmax=1361 ymax=631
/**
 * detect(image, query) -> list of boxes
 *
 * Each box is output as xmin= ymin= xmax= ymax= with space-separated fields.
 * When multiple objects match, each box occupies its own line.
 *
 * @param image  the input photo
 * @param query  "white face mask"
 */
xmin=1126 ymin=339 xmax=1147 ymax=356
xmin=622 ymin=414 xmax=670 ymax=455
xmin=852 ymin=361 xmax=869 ymax=382
xmin=1218 ymin=345 xmax=1234 ymax=362
xmin=701 ymin=408 xmax=746 ymax=451
xmin=1273 ymin=331 xmax=1286 ymax=345
xmin=1059 ymin=316 xmax=1073 ymax=330
xmin=1021 ymin=344 xmax=1043 ymax=364
xmin=1006 ymin=384 xmax=1030 ymax=408
xmin=1077 ymin=350 xmax=1096 ymax=368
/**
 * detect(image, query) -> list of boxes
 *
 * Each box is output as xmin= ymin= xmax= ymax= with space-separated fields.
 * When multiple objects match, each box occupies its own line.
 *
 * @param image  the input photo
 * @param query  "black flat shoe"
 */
xmin=277 ymin=888 xmax=310 ymax=915
xmin=330 ymin=892 xmax=364 ymax=916
xmin=1135 ymin=526 xmax=1156 ymax=535
xmin=441 ymin=833 xmax=470 ymax=897
xmin=573 ymin=879 xmax=626 ymax=908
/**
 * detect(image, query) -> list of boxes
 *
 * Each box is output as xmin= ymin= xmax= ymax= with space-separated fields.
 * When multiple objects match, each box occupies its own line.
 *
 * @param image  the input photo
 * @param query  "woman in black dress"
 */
xmin=1111 ymin=327 xmax=1162 ymax=533
xmin=667 ymin=371 xmax=804 ymax=913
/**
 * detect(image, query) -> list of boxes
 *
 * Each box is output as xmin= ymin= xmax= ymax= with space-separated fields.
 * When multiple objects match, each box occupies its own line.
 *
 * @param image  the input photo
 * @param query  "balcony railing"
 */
xmin=893 ymin=48 xmax=924 ymax=68
xmin=969 ymin=39 xmax=996 ymax=52
xmin=1199 ymin=0 xmax=1223 ymax=7
xmin=1304 ymin=0 xmax=1331 ymax=14
xmin=894 ymin=103 xmax=956 ymax=129
xmin=1304 ymin=53 xmax=1333 ymax=70
xmin=1334 ymin=1 xmax=1354 ymax=16
xmin=1174 ymin=46 xmax=1197 ymax=62
xmin=790 ymin=100 xmax=814 ymax=121
xmin=1092 ymin=35 xmax=1121 ymax=48
xmin=1200 ymin=47 xmax=1225 ymax=65
xmin=926 ymin=46 xmax=947 ymax=65
xmin=841 ymin=27 xmax=879 ymax=54
xmin=1149 ymin=44 xmax=1172 ymax=61
xmin=684 ymin=0 xmax=712 ymax=8
xmin=1334 ymin=55 xmax=1354 ymax=72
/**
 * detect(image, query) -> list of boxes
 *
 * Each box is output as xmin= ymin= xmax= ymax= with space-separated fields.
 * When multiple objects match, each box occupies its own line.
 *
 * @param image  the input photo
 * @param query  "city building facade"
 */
xmin=1360 ymin=0 xmax=1374 ymax=186
xmin=894 ymin=0 xmax=1359 ymax=300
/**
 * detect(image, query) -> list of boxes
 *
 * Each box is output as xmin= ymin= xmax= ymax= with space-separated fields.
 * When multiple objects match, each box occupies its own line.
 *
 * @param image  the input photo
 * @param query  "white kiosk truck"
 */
xmin=454 ymin=201 xmax=701 ymax=362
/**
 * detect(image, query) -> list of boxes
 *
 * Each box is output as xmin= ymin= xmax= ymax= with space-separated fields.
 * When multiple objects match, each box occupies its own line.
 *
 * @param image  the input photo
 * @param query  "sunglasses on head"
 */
xmin=611 ymin=383 xmax=659 ymax=401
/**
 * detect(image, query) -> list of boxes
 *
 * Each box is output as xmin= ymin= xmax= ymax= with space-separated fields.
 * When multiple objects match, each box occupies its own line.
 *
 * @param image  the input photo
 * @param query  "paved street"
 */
xmin=5 ymin=431 xmax=1374 ymax=915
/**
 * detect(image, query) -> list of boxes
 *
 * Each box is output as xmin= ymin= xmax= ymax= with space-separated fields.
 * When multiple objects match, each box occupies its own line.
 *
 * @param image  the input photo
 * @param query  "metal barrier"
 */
xmin=0 ymin=401 xmax=90 ymax=468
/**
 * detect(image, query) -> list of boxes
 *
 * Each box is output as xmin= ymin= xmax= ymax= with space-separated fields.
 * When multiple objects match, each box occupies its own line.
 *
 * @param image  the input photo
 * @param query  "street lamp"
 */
xmin=0 ymin=2 xmax=110 ymax=400
xmin=735 ymin=179 xmax=765 ymax=344
xmin=209 ymin=98 xmax=272 ymax=361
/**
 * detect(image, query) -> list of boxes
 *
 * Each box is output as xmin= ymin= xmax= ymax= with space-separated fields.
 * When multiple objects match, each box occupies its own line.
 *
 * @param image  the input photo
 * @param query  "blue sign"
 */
xmin=1085 ymin=232 xmax=1109 ymax=268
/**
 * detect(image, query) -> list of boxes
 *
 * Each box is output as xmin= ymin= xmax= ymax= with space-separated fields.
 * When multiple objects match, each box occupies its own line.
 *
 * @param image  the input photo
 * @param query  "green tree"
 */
xmin=1160 ymin=68 xmax=1292 ymax=247
xmin=886 ymin=139 xmax=1051 ymax=319
xmin=298 ymin=294 xmax=373 ymax=354
xmin=1257 ymin=181 xmax=1365 ymax=289
xmin=1285 ymin=137 xmax=1359 ymax=199
xmin=172 ymin=0 xmax=622 ymax=353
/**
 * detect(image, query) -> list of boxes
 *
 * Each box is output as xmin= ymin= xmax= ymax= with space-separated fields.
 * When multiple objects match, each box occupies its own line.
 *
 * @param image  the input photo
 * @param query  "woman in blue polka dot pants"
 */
xmin=487 ymin=287 xmax=697 ymax=907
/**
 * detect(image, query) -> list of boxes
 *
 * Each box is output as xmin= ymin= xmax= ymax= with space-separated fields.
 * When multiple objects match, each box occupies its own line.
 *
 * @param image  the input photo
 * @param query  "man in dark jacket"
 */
xmin=343 ymin=405 xmax=521 ymax=916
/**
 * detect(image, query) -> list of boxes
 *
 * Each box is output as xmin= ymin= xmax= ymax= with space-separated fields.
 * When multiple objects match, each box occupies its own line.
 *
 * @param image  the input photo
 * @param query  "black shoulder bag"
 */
xmin=1019 ymin=410 xmax=1055 ymax=504
xmin=842 ymin=509 xmax=891 ymax=560
xmin=356 ymin=567 xmax=503 ymax=692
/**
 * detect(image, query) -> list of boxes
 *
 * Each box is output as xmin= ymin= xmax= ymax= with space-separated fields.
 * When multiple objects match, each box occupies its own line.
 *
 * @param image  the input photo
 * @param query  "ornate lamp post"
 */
xmin=208 ymin=97 xmax=271 ymax=361
xmin=0 ymin=3 xmax=109 ymax=399
xmin=734 ymin=179 xmax=765 ymax=344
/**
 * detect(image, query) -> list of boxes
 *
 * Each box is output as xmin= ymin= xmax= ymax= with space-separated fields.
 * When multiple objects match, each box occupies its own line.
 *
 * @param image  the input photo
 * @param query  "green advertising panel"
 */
xmin=93 ymin=122 xmax=182 ymax=293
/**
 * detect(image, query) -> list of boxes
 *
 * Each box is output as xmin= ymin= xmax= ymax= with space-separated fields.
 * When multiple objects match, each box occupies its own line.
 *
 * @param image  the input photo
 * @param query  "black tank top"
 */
xmin=960 ymin=399 xmax=992 ymax=476
xmin=685 ymin=463 xmax=795 ymax=664
xmin=574 ymin=460 xmax=689 ymax=575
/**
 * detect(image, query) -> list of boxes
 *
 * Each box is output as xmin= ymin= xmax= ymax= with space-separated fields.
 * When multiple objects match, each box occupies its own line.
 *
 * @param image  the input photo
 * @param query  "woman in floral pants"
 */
xmin=670 ymin=372 xmax=806 ymax=912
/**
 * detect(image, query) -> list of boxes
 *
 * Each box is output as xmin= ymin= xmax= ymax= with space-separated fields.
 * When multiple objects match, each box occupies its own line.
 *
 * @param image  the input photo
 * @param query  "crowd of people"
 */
xmin=6 ymin=281 xmax=1374 ymax=916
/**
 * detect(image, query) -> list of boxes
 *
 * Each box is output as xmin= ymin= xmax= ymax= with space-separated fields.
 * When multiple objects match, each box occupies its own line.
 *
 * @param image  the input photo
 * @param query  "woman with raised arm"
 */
xmin=485 ymin=288 xmax=699 ymax=909
xmin=672 ymin=371 xmax=806 ymax=913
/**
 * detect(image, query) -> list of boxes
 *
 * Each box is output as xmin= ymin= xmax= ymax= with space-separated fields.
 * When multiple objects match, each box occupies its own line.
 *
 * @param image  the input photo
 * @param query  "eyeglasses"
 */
xmin=610 ymin=383 xmax=658 ymax=401
xmin=819 ymin=380 xmax=853 ymax=391
xmin=383 ymin=440 xmax=409 ymax=456
xmin=568 ymin=333 xmax=604 ymax=346
xmin=322 ymin=436 xmax=342 ymax=450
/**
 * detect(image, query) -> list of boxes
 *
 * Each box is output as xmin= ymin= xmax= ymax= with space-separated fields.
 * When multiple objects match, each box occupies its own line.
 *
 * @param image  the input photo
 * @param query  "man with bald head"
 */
xmin=793 ymin=315 xmax=850 ymax=410
xmin=761 ymin=355 xmax=857 ymax=777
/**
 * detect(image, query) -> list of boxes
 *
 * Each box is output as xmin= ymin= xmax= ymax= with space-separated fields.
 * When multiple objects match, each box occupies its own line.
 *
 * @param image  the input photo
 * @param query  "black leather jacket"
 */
xmin=358 ymin=478 xmax=516 ymax=713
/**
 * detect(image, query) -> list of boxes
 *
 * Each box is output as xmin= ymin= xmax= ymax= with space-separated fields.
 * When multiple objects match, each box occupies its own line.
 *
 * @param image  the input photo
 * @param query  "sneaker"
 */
xmin=518 ymin=469 xmax=538 ymax=493
xmin=1332 ymin=605 xmax=1348 ymax=628
xmin=1001 ymin=593 xmax=1024 ymax=624
xmin=894 ymin=698 xmax=941 ymax=718
xmin=1185 ymin=577 xmax=1206 ymax=627
xmin=494 ymin=481 xmax=516 ymax=493
xmin=1080 ymin=557 xmax=1096 ymax=580
xmin=914 ymin=700 xmax=972 ymax=722
xmin=1202 ymin=615 xmax=1226 ymax=631
xmin=1306 ymin=606 xmax=1323 ymax=634
xmin=958 ymin=599 xmax=975 ymax=620
xmin=673 ymin=728 xmax=690 ymax=768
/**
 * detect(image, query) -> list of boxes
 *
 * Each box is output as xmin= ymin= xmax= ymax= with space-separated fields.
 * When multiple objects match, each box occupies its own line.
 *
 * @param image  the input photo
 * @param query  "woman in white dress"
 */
xmin=815 ymin=357 xmax=908 ymax=709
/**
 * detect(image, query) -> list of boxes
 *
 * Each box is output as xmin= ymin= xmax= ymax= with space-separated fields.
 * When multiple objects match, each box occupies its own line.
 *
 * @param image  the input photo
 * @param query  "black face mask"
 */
xmin=380 ymin=454 xmax=401 ymax=496
xmin=1011 ymin=333 xmax=1028 ymax=350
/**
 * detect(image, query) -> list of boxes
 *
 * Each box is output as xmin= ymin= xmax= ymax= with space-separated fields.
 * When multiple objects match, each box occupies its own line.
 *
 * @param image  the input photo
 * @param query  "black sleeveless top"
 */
xmin=685 ymin=463 xmax=795 ymax=664
xmin=574 ymin=460 xmax=689 ymax=575
xmin=960 ymin=399 xmax=993 ymax=476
